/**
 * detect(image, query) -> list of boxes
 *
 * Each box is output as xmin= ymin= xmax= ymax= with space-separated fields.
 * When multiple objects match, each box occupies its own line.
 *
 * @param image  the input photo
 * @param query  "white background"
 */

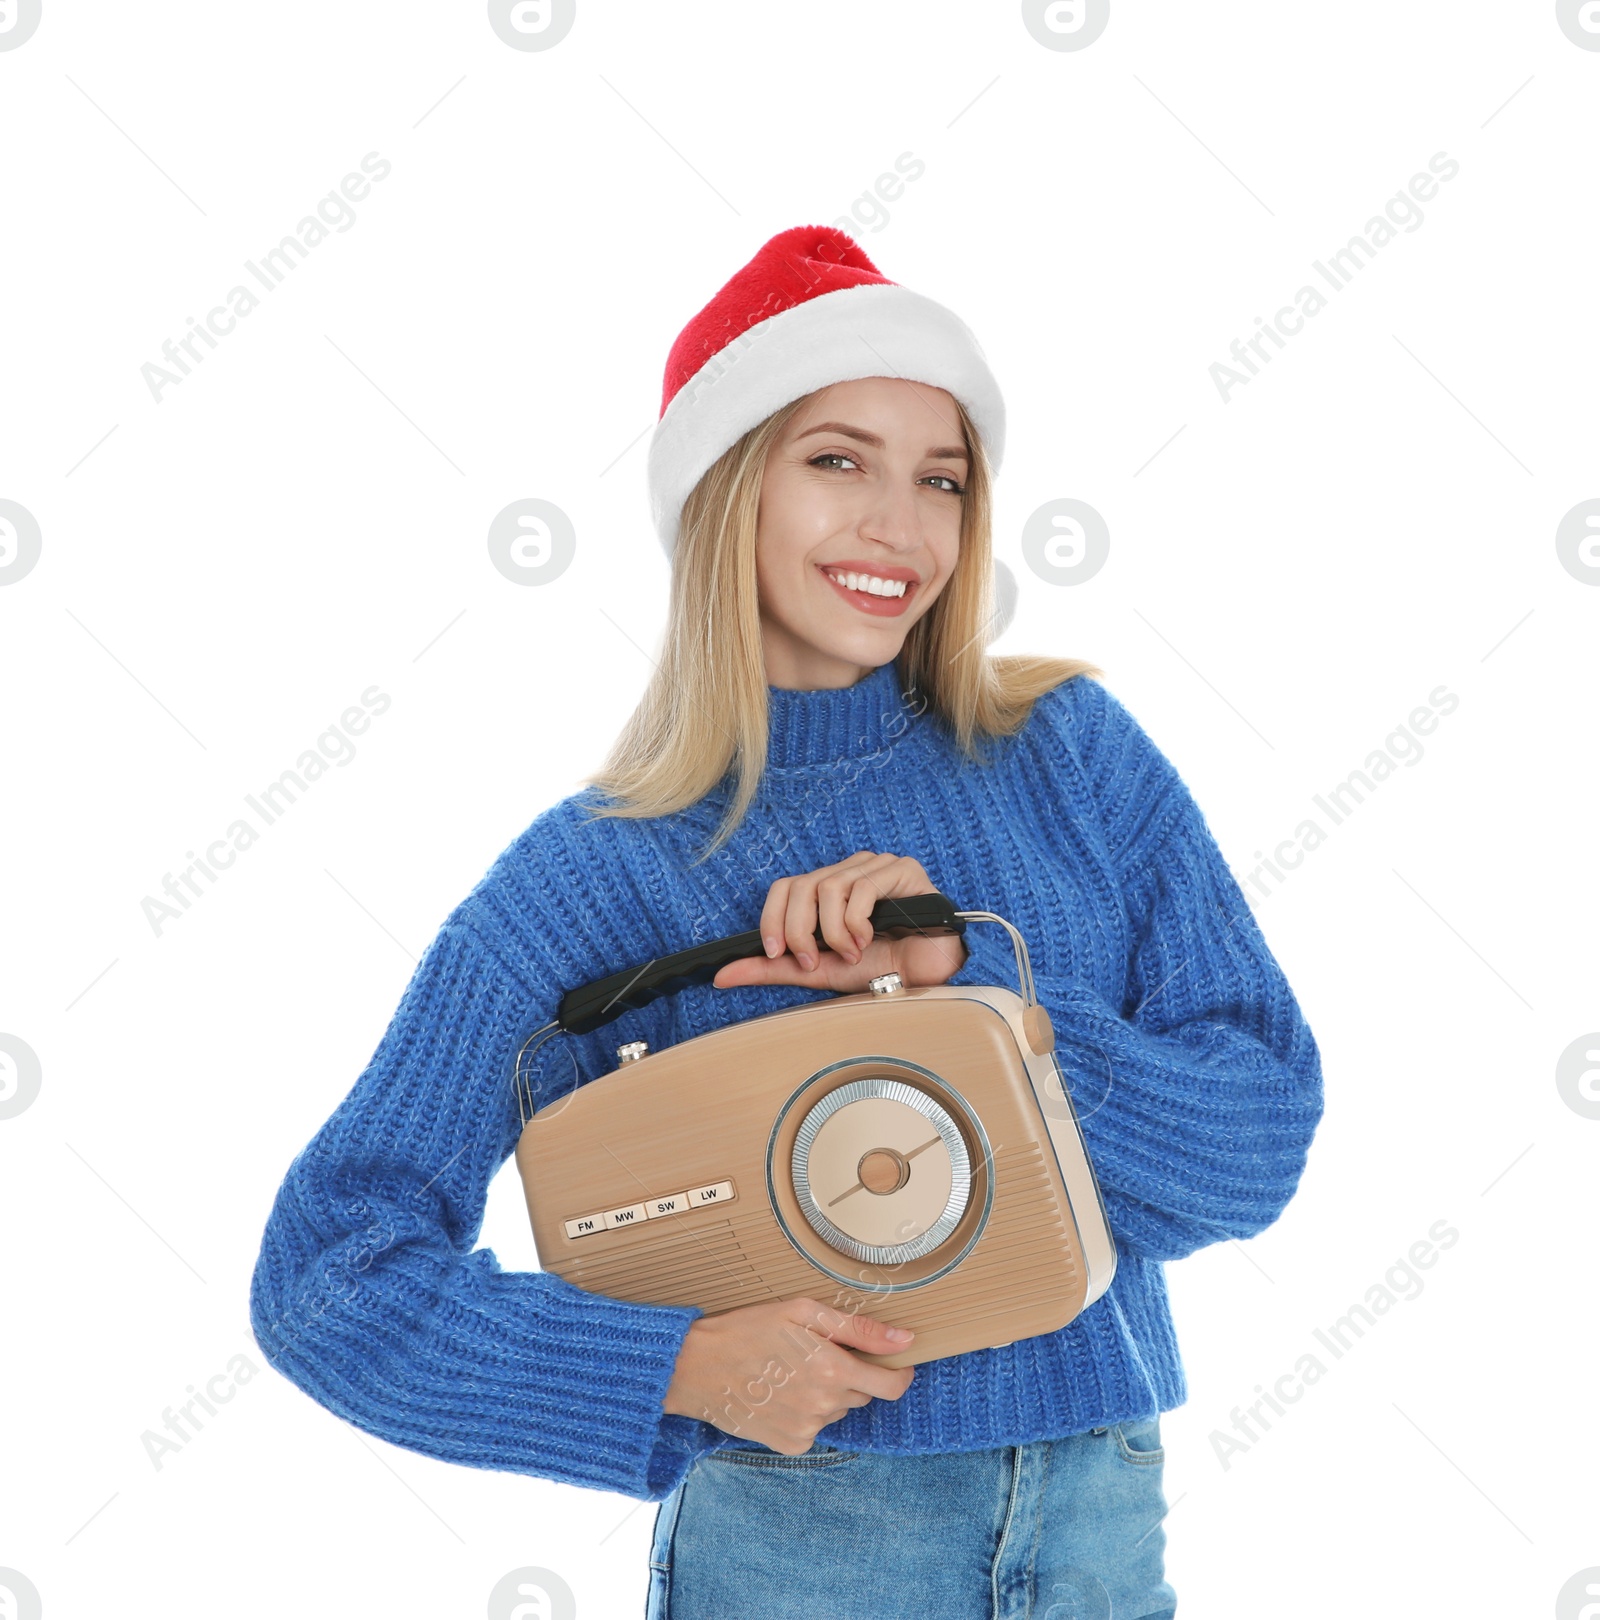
xmin=1 ymin=2 xmax=1596 ymax=1616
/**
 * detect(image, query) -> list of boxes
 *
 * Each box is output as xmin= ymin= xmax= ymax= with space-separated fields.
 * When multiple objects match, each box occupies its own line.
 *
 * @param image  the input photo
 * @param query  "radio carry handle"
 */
xmin=555 ymin=890 xmax=969 ymax=1038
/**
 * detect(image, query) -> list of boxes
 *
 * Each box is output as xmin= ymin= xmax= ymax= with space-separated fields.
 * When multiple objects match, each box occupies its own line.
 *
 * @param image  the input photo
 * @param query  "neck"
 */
xmin=759 ymin=625 xmax=882 ymax=692
xmin=763 ymin=660 xmax=925 ymax=768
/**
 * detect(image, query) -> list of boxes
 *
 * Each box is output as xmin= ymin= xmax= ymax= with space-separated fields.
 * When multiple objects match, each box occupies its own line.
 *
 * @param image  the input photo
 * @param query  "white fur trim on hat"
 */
xmin=647 ymin=281 xmax=1005 ymax=558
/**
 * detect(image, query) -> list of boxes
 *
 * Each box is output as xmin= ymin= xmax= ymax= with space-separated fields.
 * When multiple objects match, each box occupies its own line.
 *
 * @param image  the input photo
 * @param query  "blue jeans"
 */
xmin=646 ymin=1417 xmax=1177 ymax=1619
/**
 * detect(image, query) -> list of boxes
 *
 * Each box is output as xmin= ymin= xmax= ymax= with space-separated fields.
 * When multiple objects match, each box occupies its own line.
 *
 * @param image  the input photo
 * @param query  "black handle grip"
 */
xmin=555 ymin=891 xmax=968 ymax=1037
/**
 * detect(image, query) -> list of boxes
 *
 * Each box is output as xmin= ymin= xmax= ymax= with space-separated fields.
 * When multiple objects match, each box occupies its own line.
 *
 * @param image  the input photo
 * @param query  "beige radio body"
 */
xmin=515 ymin=968 xmax=1116 ymax=1369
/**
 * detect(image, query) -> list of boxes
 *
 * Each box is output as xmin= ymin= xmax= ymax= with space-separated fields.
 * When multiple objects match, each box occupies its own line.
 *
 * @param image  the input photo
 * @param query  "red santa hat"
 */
xmin=647 ymin=225 xmax=1007 ymax=559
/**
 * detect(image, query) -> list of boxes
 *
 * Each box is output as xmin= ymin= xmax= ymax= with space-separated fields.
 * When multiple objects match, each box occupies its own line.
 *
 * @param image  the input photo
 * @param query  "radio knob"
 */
xmin=868 ymin=973 xmax=905 ymax=997
xmin=616 ymin=1040 xmax=650 ymax=1065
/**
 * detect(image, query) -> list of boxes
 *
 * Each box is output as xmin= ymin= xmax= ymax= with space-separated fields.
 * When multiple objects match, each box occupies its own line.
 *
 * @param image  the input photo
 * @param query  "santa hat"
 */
xmin=646 ymin=225 xmax=1006 ymax=560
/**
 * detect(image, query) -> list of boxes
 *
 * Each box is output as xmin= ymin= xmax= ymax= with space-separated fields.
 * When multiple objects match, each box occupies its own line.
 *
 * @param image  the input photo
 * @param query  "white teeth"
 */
xmin=825 ymin=568 xmax=907 ymax=598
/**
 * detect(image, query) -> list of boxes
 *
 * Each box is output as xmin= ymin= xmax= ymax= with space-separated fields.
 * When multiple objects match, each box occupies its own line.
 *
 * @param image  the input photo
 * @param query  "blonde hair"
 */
xmin=580 ymin=391 xmax=1103 ymax=859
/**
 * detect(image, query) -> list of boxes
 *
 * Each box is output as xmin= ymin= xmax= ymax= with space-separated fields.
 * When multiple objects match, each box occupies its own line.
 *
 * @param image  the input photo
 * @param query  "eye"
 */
xmin=922 ymin=473 xmax=966 ymax=495
xmin=808 ymin=452 xmax=861 ymax=472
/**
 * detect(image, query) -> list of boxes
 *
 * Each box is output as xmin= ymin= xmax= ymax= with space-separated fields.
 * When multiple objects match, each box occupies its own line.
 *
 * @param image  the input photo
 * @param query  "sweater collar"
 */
xmin=764 ymin=660 xmax=924 ymax=768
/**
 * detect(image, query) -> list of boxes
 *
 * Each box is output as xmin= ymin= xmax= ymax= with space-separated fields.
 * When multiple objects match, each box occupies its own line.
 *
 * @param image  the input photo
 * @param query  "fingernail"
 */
xmin=800 ymin=952 xmax=816 ymax=971
xmin=887 ymin=1326 xmax=914 ymax=1342
xmin=763 ymin=934 xmax=778 ymax=957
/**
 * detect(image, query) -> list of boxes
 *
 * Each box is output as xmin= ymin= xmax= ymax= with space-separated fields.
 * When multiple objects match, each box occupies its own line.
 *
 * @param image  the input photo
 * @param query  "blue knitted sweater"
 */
xmin=249 ymin=661 xmax=1324 ymax=1502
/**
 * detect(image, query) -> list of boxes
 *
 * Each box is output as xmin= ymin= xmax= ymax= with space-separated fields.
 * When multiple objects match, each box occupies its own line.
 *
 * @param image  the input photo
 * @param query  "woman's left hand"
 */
xmin=712 ymin=852 xmax=969 ymax=996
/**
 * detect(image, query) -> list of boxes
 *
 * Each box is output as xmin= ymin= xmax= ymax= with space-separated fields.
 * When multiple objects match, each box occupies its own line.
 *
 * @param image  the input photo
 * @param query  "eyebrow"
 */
xmin=795 ymin=421 xmax=969 ymax=462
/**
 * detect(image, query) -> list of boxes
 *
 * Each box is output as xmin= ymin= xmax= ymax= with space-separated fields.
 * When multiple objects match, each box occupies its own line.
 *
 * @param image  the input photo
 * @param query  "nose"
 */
xmin=855 ymin=473 xmax=922 ymax=551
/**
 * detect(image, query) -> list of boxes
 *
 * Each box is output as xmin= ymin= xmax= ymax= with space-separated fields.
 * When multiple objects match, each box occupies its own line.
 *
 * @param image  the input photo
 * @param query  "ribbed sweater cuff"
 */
xmin=502 ymin=1272 xmax=712 ymax=1500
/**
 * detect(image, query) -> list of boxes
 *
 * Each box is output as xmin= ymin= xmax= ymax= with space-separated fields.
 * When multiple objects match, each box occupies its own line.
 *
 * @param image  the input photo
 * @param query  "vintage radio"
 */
xmin=511 ymin=895 xmax=1115 ymax=1368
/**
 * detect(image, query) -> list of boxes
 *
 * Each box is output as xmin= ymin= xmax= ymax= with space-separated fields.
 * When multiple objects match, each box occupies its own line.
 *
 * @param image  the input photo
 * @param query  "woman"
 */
xmin=250 ymin=226 xmax=1324 ymax=1619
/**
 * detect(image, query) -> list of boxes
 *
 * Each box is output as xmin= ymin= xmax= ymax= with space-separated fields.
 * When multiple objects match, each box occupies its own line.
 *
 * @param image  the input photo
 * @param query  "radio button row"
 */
xmin=564 ymin=1179 xmax=736 ymax=1239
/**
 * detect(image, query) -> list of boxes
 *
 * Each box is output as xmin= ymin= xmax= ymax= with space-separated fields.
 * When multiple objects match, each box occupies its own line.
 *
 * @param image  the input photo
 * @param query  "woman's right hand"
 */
xmin=661 ymin=1296 xmax=916 ymax=1454
xmin=710 ymin=852 xmax=967 ymax=997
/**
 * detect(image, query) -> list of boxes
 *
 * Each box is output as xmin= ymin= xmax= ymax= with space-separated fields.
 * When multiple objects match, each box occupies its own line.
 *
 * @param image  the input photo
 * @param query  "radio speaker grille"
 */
xmin=552 ymin=1142 xmax=1077 ymax=1320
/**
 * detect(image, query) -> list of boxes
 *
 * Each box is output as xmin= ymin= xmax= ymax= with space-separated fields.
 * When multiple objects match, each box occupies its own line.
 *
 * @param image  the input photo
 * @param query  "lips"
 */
xmin=817 ymin=562 xmax=919 ymax=619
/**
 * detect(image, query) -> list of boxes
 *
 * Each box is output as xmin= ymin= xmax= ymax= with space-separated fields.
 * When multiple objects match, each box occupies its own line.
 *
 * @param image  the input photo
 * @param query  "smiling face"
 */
xmin=753 ymin=375 xmax=969 ymax=690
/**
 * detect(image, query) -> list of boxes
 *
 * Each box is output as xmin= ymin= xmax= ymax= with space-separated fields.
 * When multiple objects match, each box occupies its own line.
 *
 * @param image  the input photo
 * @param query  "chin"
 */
xmin=821 ymin=617 xmax=908 ymax=652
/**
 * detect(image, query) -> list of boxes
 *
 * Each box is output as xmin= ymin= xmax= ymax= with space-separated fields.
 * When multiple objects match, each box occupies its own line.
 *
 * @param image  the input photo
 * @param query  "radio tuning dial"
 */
xmin=868 ymin=973 xmax=905 ymax=996
xmin=788 ymin=1077 xmax=973 ymax=1264
xmin=616 ymin=1041 xmax=649 ymax=1065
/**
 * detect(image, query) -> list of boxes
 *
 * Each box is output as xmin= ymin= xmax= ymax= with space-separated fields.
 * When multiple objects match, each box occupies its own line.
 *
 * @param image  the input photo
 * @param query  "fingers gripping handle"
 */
xmin=556 ymin=891 xmax=968 ymax=1038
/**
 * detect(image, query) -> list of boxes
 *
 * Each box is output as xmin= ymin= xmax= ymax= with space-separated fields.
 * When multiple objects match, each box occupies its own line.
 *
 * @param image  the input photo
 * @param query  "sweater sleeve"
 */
xmin=947 ymin=680 xmax=1324 ymax=1263
xmin=248 ymin=915 xmax=723 ymax=1501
